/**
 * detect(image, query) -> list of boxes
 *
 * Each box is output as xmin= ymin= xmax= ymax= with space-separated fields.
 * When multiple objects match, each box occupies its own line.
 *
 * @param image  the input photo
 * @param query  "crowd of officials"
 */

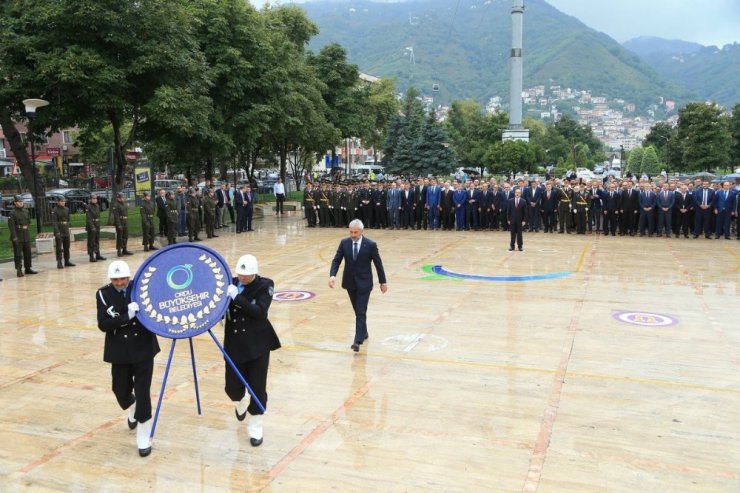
xmin=301 ymin=175 xmax=740 ymax=241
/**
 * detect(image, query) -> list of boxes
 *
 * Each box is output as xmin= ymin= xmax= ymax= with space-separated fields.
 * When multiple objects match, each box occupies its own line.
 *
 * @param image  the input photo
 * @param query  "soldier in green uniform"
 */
xmin=303 ymin=182 xmax=317 ymax=227
xmin=111 ymin=192 xmax=133 ymax=257
xmin=139 ymin=191 xmax=158 ymax=252
xmin=52 ymin=196 xmax=75 ymax=269
xmin=85 ymin=195 xmax=106 ymax=263
xmin=203 ymin=189 xmax=218 ymax=239
xmin=187 ymin=188 xmax=202 ymax=241
xmin=165 ymin=191 xmax=178 ymax=245
xmin=571 ymin=185 xmax=589 ymax=234
xmin=558 ymin=182 xmax=574 ymax=234
xmin=8 ymin=195 xmax=38 ymax=277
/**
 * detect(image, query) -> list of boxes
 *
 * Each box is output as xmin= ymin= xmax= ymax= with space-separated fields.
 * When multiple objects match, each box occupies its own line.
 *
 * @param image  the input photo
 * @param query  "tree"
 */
xmin=485 ymin=140 xmax=536 ymax=176
xmin=644 ymin=122 xmax=676 ymax=167
xmin=729 ymin=103 xmax=740 ymax=166
xmin=628 ymin=146 xmax=644 ymax=175
xmin=412 ymin=110 xmax=456 ymax=176
xmin=383 ymin=88 xmax=426 ymax=175
xmin=364 ymin=78 xmax=399 ymax=165
xmin=641 ymin=146 xmax=660 ymax=177
xmin=676 ymin=102 xmax=731 ymax=171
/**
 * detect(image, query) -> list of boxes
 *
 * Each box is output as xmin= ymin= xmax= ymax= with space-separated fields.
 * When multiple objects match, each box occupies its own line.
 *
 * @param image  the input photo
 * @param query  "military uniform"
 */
xmin=224 ymin=275 xmax=281 ymax=416
xmin=8 ymin=200 xmax=37 ymax=277
xmin=571 ymin=190 xmax=589 ymax=234
xmin=166 ymin=195 xmax=178 ymax=245
xmin=111 ymin=196 xmax=133 ymax=256
xmin=187 ymin=192 xmax=202 ymax=241
xmin=52 ymin=201 xmax=75 ymax=268
xmin=140 ymin=195 xmax=158 ymax=251
xmin=203 ymin=192 xmax=218 ymax=238
xmin=86 ymin=200 xmax=106 ymax=262
xmin=303 ymin=186 xmax=317 ymax=227
xmin=558 ymin=187 xmax=574 ymax=233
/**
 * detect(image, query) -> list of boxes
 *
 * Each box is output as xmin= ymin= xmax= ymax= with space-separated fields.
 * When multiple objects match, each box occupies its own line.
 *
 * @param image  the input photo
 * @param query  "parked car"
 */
xmin=45 ymin=188 xmax=110 ymax=213
xmin=154 ymin=179 xmax=183 ymax=193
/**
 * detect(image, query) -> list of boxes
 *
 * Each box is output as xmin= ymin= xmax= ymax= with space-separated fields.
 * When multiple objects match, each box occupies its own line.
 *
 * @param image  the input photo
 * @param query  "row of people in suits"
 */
xmin=302 ymin=177 xmax=740 ymax=240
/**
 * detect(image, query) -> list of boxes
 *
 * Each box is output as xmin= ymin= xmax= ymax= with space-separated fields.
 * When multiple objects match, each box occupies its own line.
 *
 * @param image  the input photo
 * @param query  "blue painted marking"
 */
xmin=431 ymin=265 xmax=572 ymax=282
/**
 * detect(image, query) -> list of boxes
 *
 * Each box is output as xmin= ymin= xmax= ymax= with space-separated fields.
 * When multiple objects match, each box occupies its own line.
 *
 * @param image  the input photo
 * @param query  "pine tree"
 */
xmin=641 ymin=146 xmax=660 ymax=177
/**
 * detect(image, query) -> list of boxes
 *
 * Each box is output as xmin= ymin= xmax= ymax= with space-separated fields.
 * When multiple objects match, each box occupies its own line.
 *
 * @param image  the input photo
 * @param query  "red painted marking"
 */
xmin=522 ymin=244 xmax=596 ymax=493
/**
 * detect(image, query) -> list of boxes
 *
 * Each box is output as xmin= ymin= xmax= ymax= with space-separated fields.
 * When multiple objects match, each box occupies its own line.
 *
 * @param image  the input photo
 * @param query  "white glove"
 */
xmin=127 ymin=302 xmax=139 ymax=320
xmin=227 ymin=284 xmax=238 ymax=300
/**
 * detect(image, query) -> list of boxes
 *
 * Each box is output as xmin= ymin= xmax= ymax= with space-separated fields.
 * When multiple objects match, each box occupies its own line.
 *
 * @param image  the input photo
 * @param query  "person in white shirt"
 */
xmin=273 ymin=178 xmax=286 ymax=215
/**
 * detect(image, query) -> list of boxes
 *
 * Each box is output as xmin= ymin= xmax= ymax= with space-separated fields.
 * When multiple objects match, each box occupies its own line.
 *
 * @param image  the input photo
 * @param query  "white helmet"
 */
xmin=107 ymin=260 xmax=131 ymax=279
xmin=235 ymin=254 xmax=258 ymax=275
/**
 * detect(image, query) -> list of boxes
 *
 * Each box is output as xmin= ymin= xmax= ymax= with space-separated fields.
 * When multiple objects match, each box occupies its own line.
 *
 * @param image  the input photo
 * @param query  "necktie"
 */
xmin=516 ymin=198 xmax=519 ymax=207
xmin=703 ymin=190 xmax=707 ymax=205
xmin=610 ymin=192 xmax=613 ymax=198
xmin=353 ymin=242 xmax=358 ymax=260
xmin=122 ymin=288 xmax=127 ymax=298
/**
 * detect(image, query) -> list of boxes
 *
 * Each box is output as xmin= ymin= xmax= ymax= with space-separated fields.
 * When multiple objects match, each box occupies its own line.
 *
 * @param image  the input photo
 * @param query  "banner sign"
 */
xmin=134 ymin=165 xmax=152 ymax=197
xmin=132 ymin=244 xmax=232 ymax=339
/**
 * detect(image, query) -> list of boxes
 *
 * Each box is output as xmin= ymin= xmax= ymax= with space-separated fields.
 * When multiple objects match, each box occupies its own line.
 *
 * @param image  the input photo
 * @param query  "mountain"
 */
xmin=623 ymin=37 xmax=740 ymax=109
xmin=623 ymin=36 xmax=703 ymax=57
xmin=300 ymin=0 xmax=684 ymax=109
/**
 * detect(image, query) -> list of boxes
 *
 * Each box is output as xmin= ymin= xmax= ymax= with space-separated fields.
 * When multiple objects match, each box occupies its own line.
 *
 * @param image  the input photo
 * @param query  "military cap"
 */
xmin=14 ymin=194 xmax=23 ymax=201
xmin=142 ymin=191 xmax=150 ymax=197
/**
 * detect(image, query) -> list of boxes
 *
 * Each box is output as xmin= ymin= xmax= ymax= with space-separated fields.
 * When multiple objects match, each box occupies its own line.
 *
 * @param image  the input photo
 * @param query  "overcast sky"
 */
xmin=249 ymin=0 xmax=739 ymax=47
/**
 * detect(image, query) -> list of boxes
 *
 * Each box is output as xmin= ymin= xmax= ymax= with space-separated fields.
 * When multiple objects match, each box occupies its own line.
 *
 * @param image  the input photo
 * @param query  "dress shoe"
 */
xmin=17 ymin=269 xmax=24 ymax=277
xmin=90 ymin=255 xmax=97 ymax=262
xmin=149 ymin=245 xmax=158 ymax=251
xmin=117 ymin=250 xmax=123 ymax=257
xmin=248 ymin=415 xmax=263 ymax=447
xmin=364 ymin=333 xmax=369 ymax=341
xmin=96 ymin=254 xmax=106 ymax=260
xmin=212 ymin=234 xmax=218 ymax=238
xmin=351 ymin=343 xmax=360 ymax=352
xmin=137 ymin=419 xmax=152 ymax=457
xmin=57 ymin=261 xmax=64 ymax=269
xmin=25 ymin=268 xmax=38 ymax=275
xmin=508 ymin=247 xmax=514 ymax=251
xmin=123 ymin=250 xmax=134 ymax=256
xmin=518 ymin=248 xmax=524 ymax=252
xmin=64 ymin=261 xmax=76 ymax=267
xmin=194 ymin=237 xmax=202 ymax=241
xmin=143 ymin=246 xmax=149 ymax=252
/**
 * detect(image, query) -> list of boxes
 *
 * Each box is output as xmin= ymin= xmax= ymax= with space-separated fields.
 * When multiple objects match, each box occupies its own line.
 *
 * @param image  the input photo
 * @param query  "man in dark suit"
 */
xmin=712 ymin=181 xmax=734 ymax=239
xmin=329 ymin=219 xmax=388 ymax=352
xmin=400 ymin=182 xmax=414 ymax=229
xmin=155 ymin=189 xmax=168 ymax=237
xmin=693 ymin=181 xmax=715 ymax=238
xmin=620 ymin=181 xmax=639 ymax=236
xmin=507 ymin=188 xmax=527 ymax=251
xmin=541 ymin=182 xmax=558 ymax=233
xmin=674 ymin=184 xmax=693 ymax=238
xmin=601 ymin=182 xmax=620 ymax=236
xmin=656 ymin=183 xmax=675 ymax=237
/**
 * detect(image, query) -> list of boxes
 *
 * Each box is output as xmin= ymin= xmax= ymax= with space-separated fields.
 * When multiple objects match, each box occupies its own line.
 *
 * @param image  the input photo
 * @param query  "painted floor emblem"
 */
xmin=421 ymin=264 xmax=572 ymax=282
xmin=272 ymin=290 xmax=316 ymax=302
xmin=612 ymin=311 xmax=678 ymax=327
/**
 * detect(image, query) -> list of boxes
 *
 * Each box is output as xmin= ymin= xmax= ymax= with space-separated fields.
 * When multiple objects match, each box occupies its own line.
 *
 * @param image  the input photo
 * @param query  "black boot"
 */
xmin=117 ymin=250 xmax=123 ymax=257
xmin=90 ymin=255 xmax=97 ymax=263
xmin=149 ymin=245 xmax=158 ymax=251
xmin=25 ymin=268 xmax=38 ymax=275
xmin=96 ymin=253 xmax=106 ymax=261
xmin=65 ymin=260 xmax=76 ymax=267
xmin=122 ymin=250 xmax=134 ymax=256
xmin=57 ymin=261 xmax=64 ymax=269
xmin=17 ymin=269 xmax=24 ymax=277
xmin=144 ymin=246 xmax=149 ymax=252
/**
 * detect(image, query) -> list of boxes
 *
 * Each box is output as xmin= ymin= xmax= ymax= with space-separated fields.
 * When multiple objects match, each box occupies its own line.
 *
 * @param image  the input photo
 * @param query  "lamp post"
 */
xmin=23 ymin=98 xmax=49 ymax=234
xmin=620 ymin=144 xmax=625 ymax=171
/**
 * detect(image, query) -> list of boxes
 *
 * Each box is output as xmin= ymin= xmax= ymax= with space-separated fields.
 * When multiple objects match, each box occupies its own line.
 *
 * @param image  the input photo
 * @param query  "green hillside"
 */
xmin=633 ymin=43 xmax=740 ymax=109
xmin=303 ymin=0 xmax=683 ymax=109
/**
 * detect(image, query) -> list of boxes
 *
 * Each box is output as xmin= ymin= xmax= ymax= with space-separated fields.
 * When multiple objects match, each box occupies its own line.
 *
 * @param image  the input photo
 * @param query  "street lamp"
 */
xmin=23 ymin=98 xmax=49 ymax=234
xmin=620 ymin=144 xmax=625 ymax=170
